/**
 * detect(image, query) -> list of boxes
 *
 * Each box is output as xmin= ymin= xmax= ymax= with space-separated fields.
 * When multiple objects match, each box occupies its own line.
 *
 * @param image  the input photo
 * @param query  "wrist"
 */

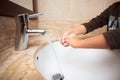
xmin=74 ymin=25 xmax=87 ymax=35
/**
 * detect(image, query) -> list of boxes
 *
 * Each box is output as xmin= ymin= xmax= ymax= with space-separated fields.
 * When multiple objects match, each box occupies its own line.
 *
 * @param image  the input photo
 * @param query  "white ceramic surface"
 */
xmin=35 ymin=41 xmax=120 ymax=80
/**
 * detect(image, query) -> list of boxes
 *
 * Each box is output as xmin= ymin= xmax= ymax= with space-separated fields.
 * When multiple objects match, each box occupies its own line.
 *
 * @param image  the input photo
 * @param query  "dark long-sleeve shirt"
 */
xmin=83 ymin=1 xmax=120 ymax=49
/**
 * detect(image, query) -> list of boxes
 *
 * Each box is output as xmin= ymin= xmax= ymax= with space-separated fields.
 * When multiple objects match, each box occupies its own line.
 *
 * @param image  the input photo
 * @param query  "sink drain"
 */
xmin=52 ymin=73 xmax=64 ymax=80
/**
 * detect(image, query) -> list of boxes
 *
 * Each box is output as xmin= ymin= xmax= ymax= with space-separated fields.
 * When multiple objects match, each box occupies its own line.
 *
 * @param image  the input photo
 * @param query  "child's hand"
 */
xmin=65 ymin=34 xmax=81 ymax=48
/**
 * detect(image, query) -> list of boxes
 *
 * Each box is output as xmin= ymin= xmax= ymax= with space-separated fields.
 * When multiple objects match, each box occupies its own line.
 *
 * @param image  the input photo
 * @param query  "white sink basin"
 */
xmin=35 ymin=41 xmax=120 ymax=80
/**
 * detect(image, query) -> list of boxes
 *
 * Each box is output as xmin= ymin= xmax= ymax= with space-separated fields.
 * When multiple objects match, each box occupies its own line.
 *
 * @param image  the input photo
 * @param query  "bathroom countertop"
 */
xmin=0 ymin=36 xmax=47 ymax=80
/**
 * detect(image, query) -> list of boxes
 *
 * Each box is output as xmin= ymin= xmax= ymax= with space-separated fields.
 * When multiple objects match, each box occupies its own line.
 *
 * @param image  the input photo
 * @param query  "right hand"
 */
xmin=61 ymin=29 xmax=76 ymax=47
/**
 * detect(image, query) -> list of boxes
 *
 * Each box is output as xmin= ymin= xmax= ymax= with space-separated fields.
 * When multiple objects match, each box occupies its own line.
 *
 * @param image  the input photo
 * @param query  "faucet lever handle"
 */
xmin=29 ymin=13 xmax=43 ymax=18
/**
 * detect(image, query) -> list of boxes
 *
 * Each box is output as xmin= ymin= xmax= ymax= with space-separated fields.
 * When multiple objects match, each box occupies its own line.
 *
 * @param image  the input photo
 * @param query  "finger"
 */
xmin=61 ymin=34 xmax=68 ymax=44
xmin=65 ymin=38 xmax=70 ymax=45
xmin=61 ymin=40 xmax=69 ymax=47
xmin=63 ymin=43 xmax=69 ymax=47
xmin=60 ymin=38 xmax=69 ymax=47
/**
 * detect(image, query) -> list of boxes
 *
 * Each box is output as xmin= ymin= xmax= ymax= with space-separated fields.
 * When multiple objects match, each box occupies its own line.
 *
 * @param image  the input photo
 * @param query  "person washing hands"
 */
xmin=61 ymin=1 xmax=120 ymax=49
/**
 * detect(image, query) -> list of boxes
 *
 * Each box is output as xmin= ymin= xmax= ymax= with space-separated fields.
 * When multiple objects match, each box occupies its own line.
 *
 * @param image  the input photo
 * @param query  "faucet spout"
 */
xmin=27 ymin=29 xmax=46 ymax=35
xmin=15 ymin=13 xmax=45 ymax=51
xmin=29 ymin=13 xmax=43 ymax=18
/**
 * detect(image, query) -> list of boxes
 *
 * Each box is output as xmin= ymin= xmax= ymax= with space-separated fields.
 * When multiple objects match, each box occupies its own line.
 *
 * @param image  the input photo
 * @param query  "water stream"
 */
xmin=44 ymin=34 xmax=64 ymax=80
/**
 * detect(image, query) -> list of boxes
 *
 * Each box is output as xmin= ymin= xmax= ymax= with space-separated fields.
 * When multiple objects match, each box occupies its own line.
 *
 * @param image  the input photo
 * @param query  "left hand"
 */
xmin=65 ymin=34 xmax=81 ymax=48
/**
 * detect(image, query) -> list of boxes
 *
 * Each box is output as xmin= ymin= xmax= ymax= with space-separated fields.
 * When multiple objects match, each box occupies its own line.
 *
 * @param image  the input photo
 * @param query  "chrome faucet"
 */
xmin=15 ymin=13 xmax=46 ymax=51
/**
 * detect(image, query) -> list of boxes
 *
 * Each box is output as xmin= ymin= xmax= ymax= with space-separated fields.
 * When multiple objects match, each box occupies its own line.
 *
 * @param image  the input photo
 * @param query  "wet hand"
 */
xmin=61 ymin=25 xmax=86 ymax=47
xmin=65 ymin=34 xmax=81 ymax=48
xmin=61 ymin=32 xmax=70 ymax=47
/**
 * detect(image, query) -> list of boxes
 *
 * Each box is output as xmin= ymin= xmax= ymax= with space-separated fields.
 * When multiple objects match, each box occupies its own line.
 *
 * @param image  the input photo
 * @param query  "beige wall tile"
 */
xmin=38 ymin=0 xmax=119 ymax=22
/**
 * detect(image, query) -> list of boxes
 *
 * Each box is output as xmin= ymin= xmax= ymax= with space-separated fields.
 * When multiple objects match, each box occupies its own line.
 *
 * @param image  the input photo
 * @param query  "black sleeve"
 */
xmin=82 ymin=2 xmax=120 ymax=49
xmin=103 ymin=29 xmax=120 ymax=49
xmin=83 ymin=3 xmax=114 ymax=33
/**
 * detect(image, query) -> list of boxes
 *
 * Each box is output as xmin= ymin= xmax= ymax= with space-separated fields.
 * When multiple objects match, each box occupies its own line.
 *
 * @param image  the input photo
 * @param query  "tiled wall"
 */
xmin=0 ymin=16 xmax=38 ymax=52
xmin=37 ymin=0 xmax=119 ymax=27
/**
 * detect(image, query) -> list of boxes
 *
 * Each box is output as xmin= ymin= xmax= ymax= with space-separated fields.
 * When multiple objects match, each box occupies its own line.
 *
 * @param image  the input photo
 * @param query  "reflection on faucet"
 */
xmin=15 ymin=13 xmax=46 ymax=51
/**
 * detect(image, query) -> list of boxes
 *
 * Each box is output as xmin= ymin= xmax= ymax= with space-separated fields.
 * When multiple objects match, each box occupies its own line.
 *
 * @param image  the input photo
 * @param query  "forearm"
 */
xmin=69 ymin=25 xmax=87 ymax=35
xmin=78 ymin=34 xmax=110 ymax=49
